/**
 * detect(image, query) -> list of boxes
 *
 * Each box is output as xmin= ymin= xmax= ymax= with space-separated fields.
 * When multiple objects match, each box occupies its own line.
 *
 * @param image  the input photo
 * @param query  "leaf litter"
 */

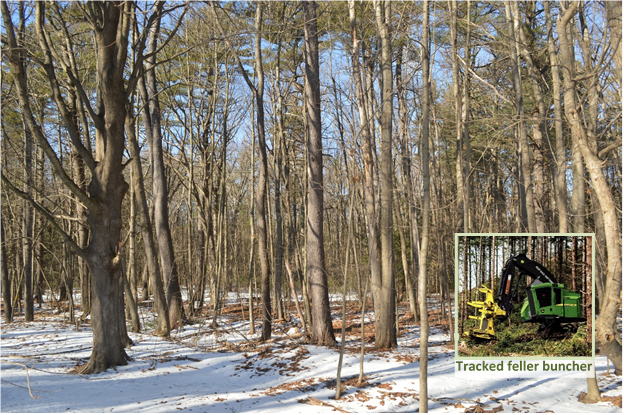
xmin=0 ymin=294 xmax=621 ymax=413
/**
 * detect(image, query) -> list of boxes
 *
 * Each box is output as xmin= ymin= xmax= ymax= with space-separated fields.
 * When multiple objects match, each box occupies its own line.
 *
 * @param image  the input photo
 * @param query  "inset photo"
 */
xmin=456 ymin=234 xmax=594 ymax=358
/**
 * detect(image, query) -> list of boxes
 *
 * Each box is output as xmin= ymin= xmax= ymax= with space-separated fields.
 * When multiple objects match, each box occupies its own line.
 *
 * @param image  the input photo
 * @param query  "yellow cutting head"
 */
xmin=464 ymin=286 xmax=507 ymax=340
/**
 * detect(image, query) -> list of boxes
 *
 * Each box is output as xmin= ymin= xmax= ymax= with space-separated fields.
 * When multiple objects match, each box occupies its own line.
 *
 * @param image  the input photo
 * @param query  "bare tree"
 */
xmin=138 ymin=5 xmax=186 ymax=329
xmin=505 ymin=1 xmax=536 ymax=233
xmin=419 ymin=1 xmax=431 ymax=411
xmin=372 ymin=0 xmax=397 ymax=350
xmin=348 ymin=0 xmax=383 ymax=347
xmin=557 ymin=1 xmax=621 ymax=375
xmin=303 ymin=0 xmax=335 ymax=347
xmin=210 ymin=1 xmax=272 ymax=341
xmin=126 ymin=110 xmax=170 ymax=337
xmin=1 ymin=1 xmax=179 ymax=373
xmin=544 ymin=1 xmax=569 ymax=233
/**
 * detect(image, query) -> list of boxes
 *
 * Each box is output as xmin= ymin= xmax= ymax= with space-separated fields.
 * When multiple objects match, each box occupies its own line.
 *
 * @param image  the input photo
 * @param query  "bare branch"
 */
xmin=1 ymin=173 xmax=87 ymax=261
xmin=37 ymin=3 xmax=96 ymax=172
xmin=1 ymin=1 xmax=96 ymax=212
xmin=209 ymin=1 xmax=257 ymax=95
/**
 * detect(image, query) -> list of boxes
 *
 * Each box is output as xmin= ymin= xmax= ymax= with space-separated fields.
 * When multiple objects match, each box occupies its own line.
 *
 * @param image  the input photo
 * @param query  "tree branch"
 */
xmin=50 ymin=2 xmax=103 ymax=150
xmin=1 ymin=173 xmax=87 ymax=261
xmin=209 ymin=1 xmax=257 ymax=95
xmin=36 ymin=3 xmax=96 ymax=172
xmin=1 ymin=1 xmax=97 ymax=212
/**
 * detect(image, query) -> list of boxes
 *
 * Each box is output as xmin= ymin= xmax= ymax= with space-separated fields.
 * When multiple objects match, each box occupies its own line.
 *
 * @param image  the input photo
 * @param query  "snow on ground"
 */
xmin=1 ymin=296 xmax=621 ymax=413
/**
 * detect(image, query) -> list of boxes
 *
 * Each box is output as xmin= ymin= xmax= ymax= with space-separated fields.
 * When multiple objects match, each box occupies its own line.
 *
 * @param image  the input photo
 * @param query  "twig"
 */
xmin=0 ymin=361 xmax=41 ymax=399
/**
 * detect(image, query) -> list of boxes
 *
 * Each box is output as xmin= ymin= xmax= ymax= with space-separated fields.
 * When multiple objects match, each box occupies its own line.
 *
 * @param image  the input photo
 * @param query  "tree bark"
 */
xmin=450 ymin=0 xmax=464 ymax=231
xmin=396 ymin=43 xmax=418 ymax=321
xmin=419 ymin=1 xmax=431 ymax=410
xmin=514 ymin=1 xmax=546 ymax=233
xmin=252 ymin=4 xmax=272 ymax=343
xmin=15 ymin=3 xmax=34 ymax=323
xmin=348 ymin=0 xmax=383 ymax=347
xmin=557 ymin=1 xmax=622 ymax=375
xmin=462 ymin=0 xmax=472 ymax=233
xmin=303 ymin=0 xmax=335 ymax=347
xmin=2 ymin=217 xmax=12 ymax=323
xmin=605 ymin=1 xmax=622 ymax=90
xmin=2 ymin=1 xmax=139 ymax=374
xmin=22 ymin=118 xmax=34 ymax=322
xmin=139 ymin=11 xmax=186 ymax=329
xmin=544 ymin=2 xmax=569 ymax=233
xmin=506 ymin=2 xmax=536 ymax=233
xmin=372 ymin=0 xmax=397 ymax=350
xmin=126 ymin=113 xmax=170 ymax=337
xmin=80 ymin=2 xmax=132 ymax=373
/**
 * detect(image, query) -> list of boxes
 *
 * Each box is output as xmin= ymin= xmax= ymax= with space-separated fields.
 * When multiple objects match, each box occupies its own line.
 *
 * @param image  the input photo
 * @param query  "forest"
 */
xmin=1 ymin=1 xmax=622 ymax=412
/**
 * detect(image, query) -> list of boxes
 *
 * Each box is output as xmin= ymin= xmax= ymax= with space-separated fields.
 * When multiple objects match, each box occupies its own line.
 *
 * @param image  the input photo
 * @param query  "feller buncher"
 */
xmin=465 ymin=254 xmax=585 ymax=340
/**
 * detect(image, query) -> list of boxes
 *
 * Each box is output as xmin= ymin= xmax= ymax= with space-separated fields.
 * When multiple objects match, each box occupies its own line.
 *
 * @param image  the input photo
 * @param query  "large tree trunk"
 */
xmin=372 ymin=0 xmax=397 ymax=350
xmin=2 ymin=1 xmax=135 ymax=374
xmin=80 ymin=2 xmax=133 ymax=374
xmin=303 ymin=0 xmax=335 ymax=347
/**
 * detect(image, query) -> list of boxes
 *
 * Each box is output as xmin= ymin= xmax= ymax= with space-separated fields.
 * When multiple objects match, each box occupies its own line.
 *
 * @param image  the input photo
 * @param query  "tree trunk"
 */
xmin=419 ymin=1 xmax=431 ymax=410
xmin=605 ymin=1 xmax=622 ymax=90
xmin=303 ymin=0 xmax=335 ymax=347
xmin=251 ymin=4 xmax=272 ymax=343
xmin=462 ymin=0 xmax=472 ymax=233
xmin=506 ymin=1 xmax=535 ymax=233
xmin=16 ymin=3 xmax=34 ymax=323
xmin=139 ymin=12 xmax=186 ymax=329
xmin=126 ymin=114 xmax=170 ymax=337
xmin=514 ymin=1 xmax=546 ymax=233
xmin=450 ymin=0 xmax=464 ymax=231
xmin=2 ymin=217 xmax=12 ymax=323
xmin=273 ymin=37 xmax=286 ymax=322
xmin=396 ymin=43 xmax=418 ymax=321
xmin=22 ymin=117 xmax=34 ymax=322
xmin=544 ymin=2 xmax=568 ymax=233
xmin=581 ymin=235 xmax=601 ymax=403
xmin=372 ymin=0 xmax=397 ymax=350
xmin=80 ymin=2 xmax=133 ymax=373
xmin=2 ymin=1 xmax=139 ymax=374
xmin=557 ymin=2 xmax=622 ymax=375
xmin=248 ymin=98 xmax=256 ymax=336
xmin=348 ymin=0 xmax=383 ymax=346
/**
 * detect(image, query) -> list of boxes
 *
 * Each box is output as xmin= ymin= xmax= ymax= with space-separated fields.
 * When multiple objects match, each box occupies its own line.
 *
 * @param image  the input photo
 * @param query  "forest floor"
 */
xmin=1 ymin=294 xmax=621 ymax=413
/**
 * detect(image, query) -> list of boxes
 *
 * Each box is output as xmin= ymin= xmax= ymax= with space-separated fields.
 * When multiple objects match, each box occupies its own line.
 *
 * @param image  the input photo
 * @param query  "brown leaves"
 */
xmin=463 ymin=404 xmax=504 ymax=413
xmin=601 ymin=395 xmax=622 ymax=408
